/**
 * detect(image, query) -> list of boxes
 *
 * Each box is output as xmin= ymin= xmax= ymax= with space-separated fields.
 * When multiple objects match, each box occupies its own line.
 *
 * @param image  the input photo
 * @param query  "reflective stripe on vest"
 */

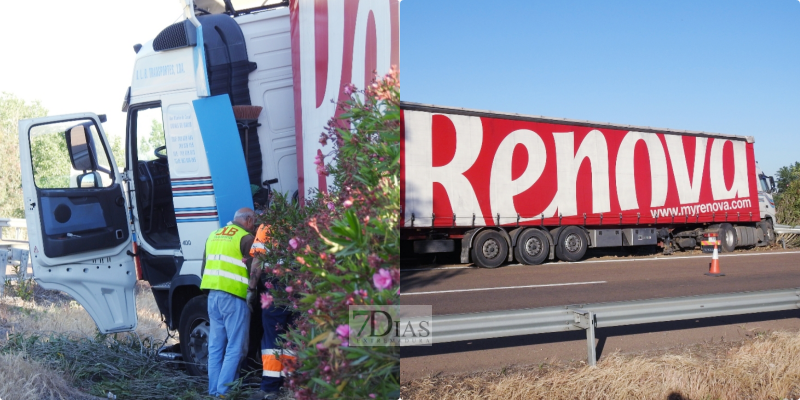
xmin=250 ymin=224 xmax=271 ymax=257
xmin=200 ymin=225 xmax=249 ymax=299
xmin=262 ymin=348 xmax=297 ymax=377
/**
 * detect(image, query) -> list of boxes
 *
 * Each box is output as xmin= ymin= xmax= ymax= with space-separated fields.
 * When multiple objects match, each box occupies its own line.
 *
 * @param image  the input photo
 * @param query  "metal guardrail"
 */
xmin=0 ymin=218 xmax=27 ymax=242
xmin=427 ymin=287 xmax=800 ymax=366
xmin=1 ymin=248 xmax=31 ymax=296
xmin=775 ymin=223 xmax=800 ymax=235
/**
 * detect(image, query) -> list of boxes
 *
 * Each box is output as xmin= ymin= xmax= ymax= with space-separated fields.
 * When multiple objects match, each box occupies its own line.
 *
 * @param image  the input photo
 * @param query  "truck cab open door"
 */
xmin=19 ymin=113 xmax=138 ymax=333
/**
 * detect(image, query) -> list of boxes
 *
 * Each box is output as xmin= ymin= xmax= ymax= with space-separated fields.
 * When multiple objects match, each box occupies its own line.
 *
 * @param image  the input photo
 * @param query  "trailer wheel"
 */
xmin=718 ymin=223 xmax=737 ymax=253
xmin=758 ymin=219 xmax=776 ymax=245
xmin=471 ymin=230 xmax=508 ymax=268
xmin=556 ymin=226 xmax=588 ymax=262
xmin=514 ymin=228 xmax=549 ymax=265
xmin=179 ymin=295 xmax=210 ymax=377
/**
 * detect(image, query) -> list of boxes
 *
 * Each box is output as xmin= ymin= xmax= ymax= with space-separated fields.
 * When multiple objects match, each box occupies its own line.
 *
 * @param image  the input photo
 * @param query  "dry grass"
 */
xmin=0 ymin=282 xmax=176 ymax=400
xmin=0 ymin=282 xmax=171 ymax=341
xmin=0 ymin=352 xmax=98 ymax=400
xmin=403 ymin=330 xmax=800 ymax=400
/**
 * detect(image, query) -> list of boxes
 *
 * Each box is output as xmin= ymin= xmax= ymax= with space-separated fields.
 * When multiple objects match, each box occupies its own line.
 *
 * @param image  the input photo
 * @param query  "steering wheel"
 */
xmin=154 ymin=145 xmax=168 ymax=160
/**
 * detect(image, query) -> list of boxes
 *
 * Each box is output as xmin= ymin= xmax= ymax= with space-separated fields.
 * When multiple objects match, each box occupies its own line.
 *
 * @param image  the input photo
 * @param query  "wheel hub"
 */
xmin=187 ymin=320 xmax=210 ymax=373
xmin=725 ymin=230 xmax=735 ymax=248
xmin=482 ymin=239 xmax=500 ymax=259
xmin=564 ymin=234 xmax=581 ymax=253
xmin=524 ymin=237 xmax=542 ymax=256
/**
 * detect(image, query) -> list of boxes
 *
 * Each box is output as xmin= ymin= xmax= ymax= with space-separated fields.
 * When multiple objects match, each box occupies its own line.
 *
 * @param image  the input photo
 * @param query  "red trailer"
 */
xmin=400 ymin=102 xmax=775 ymax=268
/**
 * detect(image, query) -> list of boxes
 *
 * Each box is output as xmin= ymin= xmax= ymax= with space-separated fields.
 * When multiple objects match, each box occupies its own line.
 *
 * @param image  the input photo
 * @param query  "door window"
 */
xmin=29 ymin=119 xmax=114 ymax=189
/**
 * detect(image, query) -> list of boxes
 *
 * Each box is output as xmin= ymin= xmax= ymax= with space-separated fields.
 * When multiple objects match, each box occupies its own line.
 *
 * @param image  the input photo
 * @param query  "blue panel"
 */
xmin=41 ymin=197 xmax=106 ymax=235
xmin=192 ymin=95 xmax=253 ymax=225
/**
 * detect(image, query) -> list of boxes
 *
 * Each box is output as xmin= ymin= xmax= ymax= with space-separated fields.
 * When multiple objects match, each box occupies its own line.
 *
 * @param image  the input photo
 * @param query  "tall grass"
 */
xmin=0 ymin=283 xmax=208 ymax=399
xmin=402 ymin=330 xmax=800 ymax=400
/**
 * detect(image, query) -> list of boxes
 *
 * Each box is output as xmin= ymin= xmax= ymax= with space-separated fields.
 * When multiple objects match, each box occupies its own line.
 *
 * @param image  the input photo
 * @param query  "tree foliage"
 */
xmin=0 ymin=93 xmax=47 ymax=218
xmin=775 ymin=162 xmax=800 ymax=226
xmin=29 ymin=130 xmax=72 ymax=189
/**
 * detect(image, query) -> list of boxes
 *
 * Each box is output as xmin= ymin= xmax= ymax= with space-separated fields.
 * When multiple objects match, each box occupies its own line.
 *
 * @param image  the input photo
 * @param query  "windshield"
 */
xmin=759 ymin=176 xmax=769 ymax=192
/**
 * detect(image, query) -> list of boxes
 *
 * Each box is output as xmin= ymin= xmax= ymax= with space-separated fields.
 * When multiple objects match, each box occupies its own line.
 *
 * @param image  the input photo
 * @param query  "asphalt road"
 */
xmin=401 ymin=249 xmax=800 ymax=315
xmin=400 ymin=249 xmax=800 ymax=381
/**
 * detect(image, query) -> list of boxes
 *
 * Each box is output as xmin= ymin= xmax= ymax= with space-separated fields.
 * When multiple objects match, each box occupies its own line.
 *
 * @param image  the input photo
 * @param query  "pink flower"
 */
xmin=340 ymin=339 xmax=349 ymax=347
xmin=327 ymin=202 xmax=335 ymax=211
xmin=289 ymin=238 xmax=298 ymax=249
xmin=373 ymin=268 xmax=393 ymax=290
xmin=260 ymin=293 xmax=273 ymax=309
xmin=285 ymin=286 xmax=294 ymax=293
xmin=343 ymin=199 xmax=353 ymax=208
xmin=369 ymin=394 xmax=376 ymax=399
xmin=336 ymin=324 xmax=350 ymax=338
xmin=264 ymin=281 xmax=273 ymax=289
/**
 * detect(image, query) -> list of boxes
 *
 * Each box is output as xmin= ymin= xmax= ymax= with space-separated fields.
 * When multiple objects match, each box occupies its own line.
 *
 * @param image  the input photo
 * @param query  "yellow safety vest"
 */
xmin=200 ymin=224 xmax=250 ymax=299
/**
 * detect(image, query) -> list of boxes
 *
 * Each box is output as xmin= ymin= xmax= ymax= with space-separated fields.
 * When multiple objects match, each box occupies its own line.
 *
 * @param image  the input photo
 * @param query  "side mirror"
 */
xmin=66 ymin=123 xmax=98 ymax=171
xmin=77 ymin=171 xmax=102 ymax=188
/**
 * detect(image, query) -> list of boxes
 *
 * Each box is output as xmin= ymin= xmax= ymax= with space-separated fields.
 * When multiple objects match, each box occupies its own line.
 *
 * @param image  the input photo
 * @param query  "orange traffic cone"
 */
xmin=705 ymin=239 xmax=725 ymax=277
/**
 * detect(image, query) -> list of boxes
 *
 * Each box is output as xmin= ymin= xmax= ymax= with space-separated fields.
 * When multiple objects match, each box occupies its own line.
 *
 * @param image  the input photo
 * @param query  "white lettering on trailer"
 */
xmin=665 ymin=136 xmax=707 ymax=204
xmin=403 ymin=111 xmax=484 ymax=227
xmin=296 ymin=0 xmax=394 ymax=193
xmin=490 ymin=130 xmax=547 ymax=221
xmin=710 ymin=139 xmax=749 ymax=200
xmin=616 ymin=131 xmax=668 ymax=210
xmin=541 ymin=130 xmax=610 ymax=217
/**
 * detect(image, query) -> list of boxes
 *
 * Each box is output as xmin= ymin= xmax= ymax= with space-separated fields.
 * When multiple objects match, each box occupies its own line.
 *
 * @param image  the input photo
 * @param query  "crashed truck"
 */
xmin=18 ymin=0 xmax=399 ymax=376
xmin=401 ymin=102 xmax=779 ymax=268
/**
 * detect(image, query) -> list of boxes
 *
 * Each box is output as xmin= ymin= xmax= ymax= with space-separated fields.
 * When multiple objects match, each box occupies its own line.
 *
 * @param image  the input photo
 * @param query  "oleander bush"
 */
xmin=254 ymin=68 xmax=400 ymax=399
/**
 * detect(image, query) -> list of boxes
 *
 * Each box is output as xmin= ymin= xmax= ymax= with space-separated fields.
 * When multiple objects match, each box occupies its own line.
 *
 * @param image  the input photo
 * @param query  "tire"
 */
xmin=470 ymin=230 xmax=508 ymax=268
xmin=514 ymin=228 xmax=549 ymax=265
xmin=718 ymin=223 xmax=737 ymax=253
xmin=758 ymin=219 xmax=776 ymax=245
xmin=556 ymin=226 xmax=588 ymax=262
xmin=179 ymin=295 xmax=210 ymax=377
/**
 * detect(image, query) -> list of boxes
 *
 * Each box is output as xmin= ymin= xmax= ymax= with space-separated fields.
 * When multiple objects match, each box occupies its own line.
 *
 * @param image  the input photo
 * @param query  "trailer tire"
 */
xmin=556 ymin=226 xmax=588 ymax=262
xmin=718 ymin=223 xmax=737 ymax=253
xmin=179 ymin=295 xmax=210 ymax=377
xmin=514 ymin=228 xmax=549 ymax=265
xmin=471 ymin=230 xmax=508 ymax=268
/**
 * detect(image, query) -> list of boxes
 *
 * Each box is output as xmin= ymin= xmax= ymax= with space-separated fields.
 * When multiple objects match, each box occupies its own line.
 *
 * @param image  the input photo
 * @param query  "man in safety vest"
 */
xmin=249 ymin=224 xmax=297 ymax=400
xmin=200 ymin=207 xmax=261 ymax=397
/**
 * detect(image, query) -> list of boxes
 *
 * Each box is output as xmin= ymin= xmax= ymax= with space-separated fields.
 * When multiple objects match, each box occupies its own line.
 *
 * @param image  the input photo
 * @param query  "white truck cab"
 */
xmin=18 ymin=0 xmax=399 ymax=376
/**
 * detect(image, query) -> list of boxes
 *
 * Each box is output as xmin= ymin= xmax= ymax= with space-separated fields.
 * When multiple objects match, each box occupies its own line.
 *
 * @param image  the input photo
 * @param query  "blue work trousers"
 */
xmin=207 ymin=290 xmax=250 ymax=396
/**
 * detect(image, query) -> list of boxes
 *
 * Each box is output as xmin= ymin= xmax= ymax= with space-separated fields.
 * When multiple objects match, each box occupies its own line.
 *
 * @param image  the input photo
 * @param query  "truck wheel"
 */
xmin=556 ymin=226 xmax=588 ymax=262
xmin=718 ymin=223 xmax=737 ymax=253
xmin=758 ymin=219 xmax=776 ymax=245
xmin=471 ymin=230 xmax=508 ymax=268
xmin=514 ymin=228 xmax=549 ymax=265
xmin=179 ymin=295 xmax=210 ymax=377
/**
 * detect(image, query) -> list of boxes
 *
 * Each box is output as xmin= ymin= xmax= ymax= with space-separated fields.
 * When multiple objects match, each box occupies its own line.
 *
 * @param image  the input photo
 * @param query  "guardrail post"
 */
xmin=572 ymin=310 xmax=597 ymax=367
xmin=0 ymin=249 xmax=8 ymax=296
xmin=572 ymin=310 xmax=597 ymax=366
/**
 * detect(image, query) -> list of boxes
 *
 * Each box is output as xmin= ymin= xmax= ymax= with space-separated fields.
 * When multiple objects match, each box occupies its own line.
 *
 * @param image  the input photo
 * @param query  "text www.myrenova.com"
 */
xmin=650 ymin=199 xmax=752 ymax=218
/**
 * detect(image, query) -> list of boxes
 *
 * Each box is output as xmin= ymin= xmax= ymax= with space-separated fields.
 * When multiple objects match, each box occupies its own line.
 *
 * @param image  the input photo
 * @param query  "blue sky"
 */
xmin=400 ymin=0 xmax=800 ymax=178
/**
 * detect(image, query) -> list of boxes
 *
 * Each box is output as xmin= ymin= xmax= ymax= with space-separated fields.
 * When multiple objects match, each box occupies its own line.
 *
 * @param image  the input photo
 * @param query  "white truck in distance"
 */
xmin=400 ymin=103 xmax=778 ymax=268
xmin=18 ymin=0 xmax=398 ymax=376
